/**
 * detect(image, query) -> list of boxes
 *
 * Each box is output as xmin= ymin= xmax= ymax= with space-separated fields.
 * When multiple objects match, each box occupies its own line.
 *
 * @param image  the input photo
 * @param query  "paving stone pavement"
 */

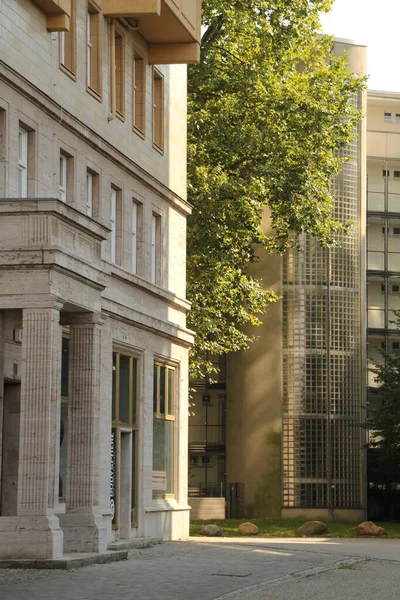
xmin=0 ymin=538 xmax=399 ymax=600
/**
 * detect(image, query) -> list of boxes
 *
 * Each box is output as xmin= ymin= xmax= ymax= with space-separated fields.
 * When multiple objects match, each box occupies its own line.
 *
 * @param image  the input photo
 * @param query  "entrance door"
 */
xmin=0 ymin=382 xmax=20 ymax=516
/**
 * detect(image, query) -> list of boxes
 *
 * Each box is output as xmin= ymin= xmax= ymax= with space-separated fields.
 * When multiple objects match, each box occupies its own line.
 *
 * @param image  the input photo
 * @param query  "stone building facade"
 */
xmin=0 ymin=0 xmax=200 ymax=559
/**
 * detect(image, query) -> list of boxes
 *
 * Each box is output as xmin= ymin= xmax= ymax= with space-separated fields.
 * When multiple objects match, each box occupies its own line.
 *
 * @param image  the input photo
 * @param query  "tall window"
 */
xmin=151 ymin=213 xmax=161 ymax=284
xmin=87 ymin=1 xmax=102 ymax=97
xmin=133 ymin=50 xmax=145 ymax=134
xmin=18 ymin=127 xmax=28 ymax=197
xmin=153 ymin=363 xmax=175 ymax=497
xmin=152 ymin=68 xmax=164 ymax=151
xmin=59 ymin=0 xmax=76 ymax=76
xmin=59 ymin=153 xmax=67 ymax=202
xmin=86 ymin=171 xmax=93 ymax=216
xmin=112 ymin=351 xmax=139 ymax=527
xmin=132 ymin=200 xmax=138 ymax=274
xmin=110 ymin=188 xmax=117 ymax=263
xmin=110 ymin=23 xmax=125 ymax=119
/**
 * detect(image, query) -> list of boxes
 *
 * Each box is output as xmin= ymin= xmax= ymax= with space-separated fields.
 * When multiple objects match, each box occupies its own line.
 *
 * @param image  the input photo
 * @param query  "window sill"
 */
xmin=133 ymin=126 xmax=145 ymax=140
xmin=152 ymin=143 xmax=164 ymax=155
xmin=87 ymin=85 xmax=103 ymax=103
xmin=60 ymin=64 xmax=77 ymax=81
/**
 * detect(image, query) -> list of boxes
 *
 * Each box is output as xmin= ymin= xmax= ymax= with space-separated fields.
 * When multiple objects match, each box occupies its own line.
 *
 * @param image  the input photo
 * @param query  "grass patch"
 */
xmin=190 ymin=519 xmax=400 ymax=538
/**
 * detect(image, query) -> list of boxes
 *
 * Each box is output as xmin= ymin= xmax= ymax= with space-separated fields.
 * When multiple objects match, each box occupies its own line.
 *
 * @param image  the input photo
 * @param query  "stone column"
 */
xmin=0 ymin=305 xmax=64 ymax=560
xmin=59 ymin=313 xmax=107 ymax=553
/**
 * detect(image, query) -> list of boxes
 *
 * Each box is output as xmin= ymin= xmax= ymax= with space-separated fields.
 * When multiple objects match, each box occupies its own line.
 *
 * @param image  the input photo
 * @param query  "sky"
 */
xmin=320 ymin=0 xmax=400 ymax=92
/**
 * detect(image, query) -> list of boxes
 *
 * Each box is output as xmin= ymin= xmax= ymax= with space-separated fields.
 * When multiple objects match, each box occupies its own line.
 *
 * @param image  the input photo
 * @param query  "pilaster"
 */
xmin=0 ymin=304 xmax=63 ymax=559
xmin=59 ymin=312 xmax=107 ymax=552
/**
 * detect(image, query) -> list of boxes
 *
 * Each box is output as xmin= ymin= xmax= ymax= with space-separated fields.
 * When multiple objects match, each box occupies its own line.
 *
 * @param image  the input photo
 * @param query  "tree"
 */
xmin=187 ymin=0 xmax=366 ymax=379
xmin=366 ymin=319 xmax=400 ymax=488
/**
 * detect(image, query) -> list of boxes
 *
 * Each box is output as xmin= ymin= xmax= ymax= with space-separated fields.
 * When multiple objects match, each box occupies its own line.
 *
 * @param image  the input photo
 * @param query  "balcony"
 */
xmin=31 ymin=0 xmax=71 ymax=31
xmin=0 ymin=199 xmax=109 ymax=310
xmin=103 ymin=0 xmax=202 ymax=64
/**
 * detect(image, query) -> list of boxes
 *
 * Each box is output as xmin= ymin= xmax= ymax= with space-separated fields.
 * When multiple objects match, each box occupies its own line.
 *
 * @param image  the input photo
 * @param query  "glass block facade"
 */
xmin=282 ymin=93 xmax=364 ymax=510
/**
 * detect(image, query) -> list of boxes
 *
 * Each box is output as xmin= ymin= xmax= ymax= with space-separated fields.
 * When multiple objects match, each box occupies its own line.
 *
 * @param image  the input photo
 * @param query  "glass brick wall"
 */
xmin=282 ymin=94 xmax=363 ymax=509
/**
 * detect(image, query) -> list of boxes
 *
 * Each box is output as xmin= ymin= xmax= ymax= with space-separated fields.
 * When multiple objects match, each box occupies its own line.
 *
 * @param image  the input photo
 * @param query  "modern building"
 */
xmin=189 ymin=40 xmax=368 ymax=522
xmin=0 ymin=0 xmax=201 ymax=560
xmin=366 ymin=90 xmax=400 ymax=517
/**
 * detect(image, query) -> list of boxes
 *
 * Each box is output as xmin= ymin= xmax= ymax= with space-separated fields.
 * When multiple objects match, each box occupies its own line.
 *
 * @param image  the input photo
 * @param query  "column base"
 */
xmin=59 ymin=512 xmax=107 ymax=553
xmin=0 ymin=515 xmax=63 ymax=559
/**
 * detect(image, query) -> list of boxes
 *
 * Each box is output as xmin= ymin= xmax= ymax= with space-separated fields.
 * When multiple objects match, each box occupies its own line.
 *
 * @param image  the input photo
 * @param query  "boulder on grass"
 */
xmin=201 ymin=524 xmax=223 ymax=537
xmin=238 ymin=522 xmax=259 ymax=535
xmin=295 ymin=521 xmax=328 ymax=536
xmin=353 ymin=521 xmax=387 ymax=536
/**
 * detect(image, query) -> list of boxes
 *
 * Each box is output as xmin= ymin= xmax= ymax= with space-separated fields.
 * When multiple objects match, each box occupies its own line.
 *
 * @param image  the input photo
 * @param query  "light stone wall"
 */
xmin=0 ymin=0 xmax=193 ymax=556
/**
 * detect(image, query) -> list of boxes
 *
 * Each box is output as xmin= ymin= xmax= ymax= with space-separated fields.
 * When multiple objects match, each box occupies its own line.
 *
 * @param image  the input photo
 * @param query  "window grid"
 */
xmin=282 ymin=93 xmax=362 ymax=510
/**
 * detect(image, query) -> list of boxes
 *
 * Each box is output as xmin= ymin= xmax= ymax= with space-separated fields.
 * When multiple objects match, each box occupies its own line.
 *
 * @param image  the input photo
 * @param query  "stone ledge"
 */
xmin=0 ymin=550 xmax=128 ymax=570
xmin=108 ymin=538 xmax=162 ymax=551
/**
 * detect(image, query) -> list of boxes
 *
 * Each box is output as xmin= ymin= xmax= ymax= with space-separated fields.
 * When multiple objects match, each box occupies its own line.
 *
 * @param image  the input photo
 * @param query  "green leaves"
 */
xmin=187 ymin=0 xmax=365 ymax=379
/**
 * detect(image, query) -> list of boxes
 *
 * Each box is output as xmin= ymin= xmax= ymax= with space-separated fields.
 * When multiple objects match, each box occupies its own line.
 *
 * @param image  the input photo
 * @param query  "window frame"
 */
xmin=59 ymin=153 xmax=67 ymax=202
xmin=18 ymin=127 xmax=28 ymax=197
xmin=152 ymin=361 xmax=176 ymax=499
xmin=87 ymin=0 xmax=102 ymax=100
xmin=151 ymin=212 xmax=161 ymax=284
xmin=152 ymin=67 xmax=164 ymax=152
xmin=59 ymin=0 xmax=77 ymax=79
xmin=133 ymin=48 xmax=146 ymax=136
xmin=110 ymin=21 xmax=126 ymax=121
xmin=112 ymin=349 xmax=140 ymax=528
xmin=110 ymin=187 xmax=117 ymax=263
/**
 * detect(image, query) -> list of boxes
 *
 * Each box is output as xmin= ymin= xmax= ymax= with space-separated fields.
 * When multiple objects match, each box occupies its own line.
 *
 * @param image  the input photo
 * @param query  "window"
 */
xmin=151 ymin=213 xmax=161 ymax=284
xmin=394 ymin=171 xmax=400 ymax=178
xmin=133 ymin=50 xmax=145 ymax=134
xmin=392 ymin=285 xmax=400 ymax=293
xmin=59 ymin=153 xmax=67 ymax=202
xmin=110 ymin=188 xmax=117 ymax=263
xmin=87 ymin=1 xmax=102 ymax=97
xmin=153 ymin=362 xmax=175 ymax=497
xmin=152 ymin=68 xmax=164 ymax=151
xmin=86 ymin=171 xmax=93 ymax=216
xmin=202 ymin=394 xmax=212 ymax=405
xmin=396 ymin=114 xmax=400 ymax=122
xmin=382 ymin=226 xmax=386 ymax=234
xmin=201 ymin=456 xmax=212 ymax=467
xmin=189 ymin=455 xmax=199 ymax=466
xmin=381 ymin=284 xmax=386 ymax=293
xmin=393 ymin=342 xmax=400 ymax=350
xmin=112 ymin=350 xmax=139 ymax=526
xmin=110 ymin=22 xmax=125 ymax=119
xmin=59 ymin=0 xmax=76 ymax=76
xmin=393 ymin=228 xmax=400 ymax=235
xmin=383 ymin=170 xmax=389 ymax=177
xmin=384 ymin=112 xmax=392 ymax=121
xmin=18 ymin=127 xmax=28 ymax=197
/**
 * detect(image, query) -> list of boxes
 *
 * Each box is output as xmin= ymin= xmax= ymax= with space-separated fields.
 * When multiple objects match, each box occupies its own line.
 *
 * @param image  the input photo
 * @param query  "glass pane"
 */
xmin=152 ymin=417 xmax=174 ymax=496
xmin=131 ymin=430 xmax=136 ymax=524
xmin=167 ymin=368 xmax=174 ymax=416
xmin=368 ymin=252 xmax=384 ymax=270
xmin=61 ymin=336 xmax=69 ymax=397
xmin=59 ymin=401 xmax=68 ymax=498
xmin=160 ymin=366 xmax=166 ymax=414
xmin=112 ymin=352 xmax=116 ymax=422
xmin=368 ymin=309 xmax=385 ymax=328
xmin=153 ymin=364 xmax=158 ymax=412
xmin=111 ymin=428 xmax=117 ymax=527
xmin=131 ymin=358 xmax=138 ymax=425
xmin=388 ymin=194 xmax=400 ymax=212
xmin=119 ymin=354 xmax=130 ymax=424
xmin=368 ymin=192 xmax=384 ymax=211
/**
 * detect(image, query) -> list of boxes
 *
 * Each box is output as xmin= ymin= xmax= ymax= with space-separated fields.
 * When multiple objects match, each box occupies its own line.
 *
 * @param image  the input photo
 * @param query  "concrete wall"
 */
xmin=189 ymin=498 xmax=226 ymax=521
xmin=226 ymin=211 xmax=283 ymax=519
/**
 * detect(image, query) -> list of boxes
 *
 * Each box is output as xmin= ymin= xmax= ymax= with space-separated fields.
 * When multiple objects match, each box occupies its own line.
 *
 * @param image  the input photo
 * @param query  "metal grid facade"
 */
xmin=282 ymin=97 xmax=363 ymax=509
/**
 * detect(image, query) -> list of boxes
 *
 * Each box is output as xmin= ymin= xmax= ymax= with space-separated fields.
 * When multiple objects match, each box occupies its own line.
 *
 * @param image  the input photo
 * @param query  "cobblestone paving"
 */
xmin=0 ymin=541 xmax=353 ymax=600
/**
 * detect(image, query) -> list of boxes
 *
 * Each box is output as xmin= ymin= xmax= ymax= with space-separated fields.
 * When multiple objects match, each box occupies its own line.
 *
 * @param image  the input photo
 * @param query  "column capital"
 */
xmin=60 ymin=311 xmax=107 ymax=327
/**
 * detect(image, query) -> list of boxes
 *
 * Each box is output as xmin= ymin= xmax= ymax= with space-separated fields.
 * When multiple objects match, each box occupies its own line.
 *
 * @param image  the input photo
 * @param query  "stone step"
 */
xmin=108 ymin=537 xmax=162 ymax=551
xmin=0 ymin=550 xmax=128 ymax=570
